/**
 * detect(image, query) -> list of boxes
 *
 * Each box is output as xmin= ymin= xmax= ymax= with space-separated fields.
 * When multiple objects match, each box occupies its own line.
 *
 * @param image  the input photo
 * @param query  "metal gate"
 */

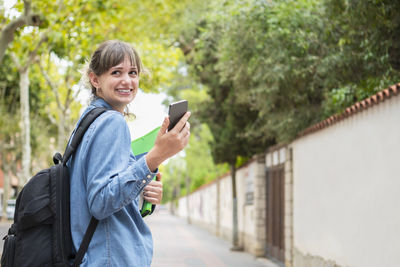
xmin=265 ymin=164 xmax=285 ymax=263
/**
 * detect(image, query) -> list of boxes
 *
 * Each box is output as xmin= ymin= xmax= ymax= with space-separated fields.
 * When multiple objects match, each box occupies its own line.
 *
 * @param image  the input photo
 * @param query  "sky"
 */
xmin=77 ymin=88 xmax=168 ymax=141
xmin=129 ymin=91 xmax=168 ymax=140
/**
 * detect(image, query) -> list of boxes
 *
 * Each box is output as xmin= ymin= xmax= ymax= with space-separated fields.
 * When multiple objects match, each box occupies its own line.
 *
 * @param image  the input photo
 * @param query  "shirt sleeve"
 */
xmin=80 ymin=111 xmax=157 ymax=220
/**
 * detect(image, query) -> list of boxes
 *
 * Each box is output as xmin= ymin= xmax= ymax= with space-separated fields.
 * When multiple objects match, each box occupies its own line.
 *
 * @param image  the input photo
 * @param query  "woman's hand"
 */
xmin=143 ymin=172 xmax=163 ymax=204
xmin=145 ymin=112 xmax=191 ymax=171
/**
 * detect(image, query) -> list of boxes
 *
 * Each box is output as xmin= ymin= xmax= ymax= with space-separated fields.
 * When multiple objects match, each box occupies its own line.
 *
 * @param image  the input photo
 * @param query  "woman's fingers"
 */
xmin=146 ymin=112 xmax=191 ymax=170
xmin=143 ymin=196 xmax=161 ymax=204
xmin=156 ymin=172 xmax=162 ymax=182
xmin=178 ymin=122 xmax=191 ymax=147
xmin=143 ymin=180 xmax=163 ymax=204
xmin=143 ymin=193 xmax=162 ymax=204
xmin=143 ymin=181 xmax=162 ymax=192
xmin=171 ymin=112 xmax=191 ymax=133
xmin=178 ymin=122 xmax=190 ymax=137
xmin=157 ymin=117 xmax=170 ymax=138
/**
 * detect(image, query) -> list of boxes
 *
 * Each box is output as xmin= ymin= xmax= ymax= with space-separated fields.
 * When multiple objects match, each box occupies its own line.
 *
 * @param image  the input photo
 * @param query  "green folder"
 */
xmin=131 ymin=126 xmax=160 ymax=156
xmin=131 ymin=126 xmax=160 ymax=217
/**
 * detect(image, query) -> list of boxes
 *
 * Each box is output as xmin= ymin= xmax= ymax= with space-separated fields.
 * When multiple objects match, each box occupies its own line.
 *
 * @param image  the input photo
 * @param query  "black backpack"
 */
xmin=1 ymin=107 xmax=107 ymax=267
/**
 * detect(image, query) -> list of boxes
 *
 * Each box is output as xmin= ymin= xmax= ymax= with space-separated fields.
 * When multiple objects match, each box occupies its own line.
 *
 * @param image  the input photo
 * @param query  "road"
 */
xmin=0 ymin=219 xmax=10 ymax=252
xmin=0 ymin=207 xmax=279 ymax=267
xmin=147 ymin=206 xmax=278 ymax=267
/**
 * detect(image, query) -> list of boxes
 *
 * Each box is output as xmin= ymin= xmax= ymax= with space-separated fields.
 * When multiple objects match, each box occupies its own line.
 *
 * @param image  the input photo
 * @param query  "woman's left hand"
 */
xmin=143 ymin=172 xmax=163 ymax=204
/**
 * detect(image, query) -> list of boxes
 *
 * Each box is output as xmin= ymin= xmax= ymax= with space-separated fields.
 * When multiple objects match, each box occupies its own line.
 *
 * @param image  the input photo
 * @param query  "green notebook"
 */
xmin=131 ymin=126 xmax=160 ymax=156
xmin=131 ymin=126 xmax=160 ymax=217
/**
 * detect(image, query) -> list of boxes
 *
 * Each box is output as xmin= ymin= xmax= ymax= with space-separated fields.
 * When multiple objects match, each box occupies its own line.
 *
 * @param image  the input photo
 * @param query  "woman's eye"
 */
xmin=129 ymin=70 xmax=138 ymax=75
xmin=111 ymin=70 xmax=121 ymax=75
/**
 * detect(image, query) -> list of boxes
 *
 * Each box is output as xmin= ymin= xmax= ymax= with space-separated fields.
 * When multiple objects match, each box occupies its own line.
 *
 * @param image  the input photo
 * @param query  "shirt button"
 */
xmin=142 ymin=179 xmax=146 ymax=184
xmin=147 ymin=175 xmax=151 ymax=179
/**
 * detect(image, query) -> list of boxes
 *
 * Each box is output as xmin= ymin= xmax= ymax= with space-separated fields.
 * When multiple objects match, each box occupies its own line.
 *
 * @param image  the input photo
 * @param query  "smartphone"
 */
xmin=168 ymin=100 xmax=188 ymax=131
xmin=140 ymin=100 xmax=188 ymax=217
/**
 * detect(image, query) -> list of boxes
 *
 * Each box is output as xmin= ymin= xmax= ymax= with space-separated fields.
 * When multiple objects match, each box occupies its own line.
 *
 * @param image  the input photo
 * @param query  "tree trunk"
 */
xmin=20 ymin=67 xmax=31 ymax=187
xmin=216 ymin=175 xmax=220 ymax=236
xmin=57 ymin=111 xmax=66 ymax=151
xmin=1 ymin=150 xmax=10 ymax=219
xmin=185 ymin=173 xmax=191 ymax=224
xmin=39 ymin=63 xmax=73 ymax=152
xmin=230 ymin=162 xmax=242 ymax=250
xmin=3 ymin=170 xmax=10 ymax=219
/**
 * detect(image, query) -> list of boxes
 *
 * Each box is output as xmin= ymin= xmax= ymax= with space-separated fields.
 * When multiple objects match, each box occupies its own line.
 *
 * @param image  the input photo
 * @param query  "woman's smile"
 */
xmin=90 ymin=56 xmax=139 ymax=113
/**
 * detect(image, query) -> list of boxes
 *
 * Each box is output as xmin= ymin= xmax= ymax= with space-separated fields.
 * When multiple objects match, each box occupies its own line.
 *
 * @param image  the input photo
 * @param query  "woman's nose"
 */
xmin=121 ymin=73 xmax=131 ymax=84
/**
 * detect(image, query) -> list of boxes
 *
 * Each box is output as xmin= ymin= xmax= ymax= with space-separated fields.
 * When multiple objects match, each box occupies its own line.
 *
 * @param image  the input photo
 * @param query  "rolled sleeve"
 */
xmin=118 ymin=156 xmax=158 ymax=206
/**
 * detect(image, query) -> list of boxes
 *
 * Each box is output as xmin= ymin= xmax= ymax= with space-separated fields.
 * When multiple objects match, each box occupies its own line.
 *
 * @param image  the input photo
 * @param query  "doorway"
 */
xmin=265 ymin=164 xmax=285 ymax=263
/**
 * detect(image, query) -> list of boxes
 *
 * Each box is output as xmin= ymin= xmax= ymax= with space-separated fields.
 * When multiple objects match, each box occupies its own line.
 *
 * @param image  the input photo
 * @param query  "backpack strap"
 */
xmin=62 ymin=107 xmax=108 ymax=165
xmin=72 ymin=217 xmax=99 ymax=267
xmin=62 ymin=107 xmax=107 ymax=266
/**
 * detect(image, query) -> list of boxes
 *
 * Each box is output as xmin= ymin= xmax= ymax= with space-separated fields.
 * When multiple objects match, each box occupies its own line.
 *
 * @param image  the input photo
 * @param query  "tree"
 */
xmin=0 ymin=0 xmax=41 ymax=63
xmin=0 ymin=106 xmax=20 ymax=214
xmin=211 ymin=0 xmax=328 ymax=143
xmin=0 ymin=0 xmax=202 ymax=190
xmin=319 ymin=0 xmax=400 ymax=115
xmin=34 ymin=0 xmax=125 ymax=151
xmin=9 ymin=34 xmax=47 ymax=186
xmin=215 ymin=0 xmax=400 ymax=140
xmin=176 ymin=1 xmax=273 ymax=248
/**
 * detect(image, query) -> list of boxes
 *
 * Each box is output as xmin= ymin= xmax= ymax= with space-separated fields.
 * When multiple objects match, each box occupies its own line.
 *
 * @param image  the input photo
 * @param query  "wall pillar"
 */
xmin=253 ymin=153 xmax=267 ymax=256
xmin=285 ymin=147 xmax=294 ymax=267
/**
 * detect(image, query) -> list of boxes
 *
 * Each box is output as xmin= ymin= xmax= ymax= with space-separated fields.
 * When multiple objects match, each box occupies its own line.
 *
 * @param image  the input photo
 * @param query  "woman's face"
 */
xmin=90 ymin=56 xmax=139 ymax=113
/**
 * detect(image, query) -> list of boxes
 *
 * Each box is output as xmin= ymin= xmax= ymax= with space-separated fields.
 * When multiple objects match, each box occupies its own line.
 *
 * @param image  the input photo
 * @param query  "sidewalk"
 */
xmin=146 ymin=206 xmax=279 ymax=267
xmin=0 ymin=219 xmax=12 ymax=252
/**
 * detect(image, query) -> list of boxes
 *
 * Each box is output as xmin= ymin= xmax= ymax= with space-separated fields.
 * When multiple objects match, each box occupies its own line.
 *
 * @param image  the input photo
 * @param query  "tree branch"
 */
xmin=47 ymin=112 xmax=57 ymax=125
xmin=39 ymin=62 xmax=62 ymax=109
xmin=0 ymin=0 xmax=41 ymax=63
xmin=63 ymin=67 xmax=74 ymax=109
xmin=26 ymin=33 xmax=48 ymax=66
xmin=10 ymin=52 xmax=21 ymax=70
xmin=23 ymin=0 xmax=31 ymax=17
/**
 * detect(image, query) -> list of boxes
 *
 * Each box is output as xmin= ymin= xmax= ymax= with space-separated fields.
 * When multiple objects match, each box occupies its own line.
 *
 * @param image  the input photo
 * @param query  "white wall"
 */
xmin=291 ymin=95 xmax=400 ymax=267
xmin=175 ymin=159 xmax=262 ymax=254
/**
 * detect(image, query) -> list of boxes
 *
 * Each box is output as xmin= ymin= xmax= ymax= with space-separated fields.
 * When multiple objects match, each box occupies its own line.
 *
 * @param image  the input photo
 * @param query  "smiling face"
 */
xmin=89 ymin=56 xmax=139 ymax=113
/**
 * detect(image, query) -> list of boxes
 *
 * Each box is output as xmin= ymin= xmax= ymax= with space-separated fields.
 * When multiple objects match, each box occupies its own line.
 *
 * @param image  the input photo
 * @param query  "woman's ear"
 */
xmin=89 ymin=72 xmax=100 ymax=89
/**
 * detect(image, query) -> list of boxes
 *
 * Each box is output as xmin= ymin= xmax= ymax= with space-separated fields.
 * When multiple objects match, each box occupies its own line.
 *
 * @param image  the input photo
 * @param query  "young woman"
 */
xmin=68 ymin=40 xmax=190 ymax=266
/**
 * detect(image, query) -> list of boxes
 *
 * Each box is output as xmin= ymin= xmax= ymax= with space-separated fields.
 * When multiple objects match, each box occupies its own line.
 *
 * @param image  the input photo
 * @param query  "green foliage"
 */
xmin=0 ymin=54 xmax=20 ymax=113
xmin=178 ymin=0 xmax=400 ymax=147
xmin=319 ymin=0 xmax=400 ymax=115
xmin=0 ymin=0 xmax=194 ymax=180
xmin=159 ymin=156 xmax=185 ymax=203
xmin=185 ymin=124 xmax=229 ymax=191
xmin=210 ymin=0 xmax=327 ymax=143
xmin=162 ymin=124 xmax=229 ymax=200
xmin=2 ymin=0 xmax=400 ymax=195
xmin=162 ymin=59 xmax=231 ymax=196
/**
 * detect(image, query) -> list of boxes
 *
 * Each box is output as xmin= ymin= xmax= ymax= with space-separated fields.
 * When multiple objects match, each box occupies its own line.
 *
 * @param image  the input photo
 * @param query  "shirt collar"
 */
xmin=91 ymin=97 xmax=113 ymax=110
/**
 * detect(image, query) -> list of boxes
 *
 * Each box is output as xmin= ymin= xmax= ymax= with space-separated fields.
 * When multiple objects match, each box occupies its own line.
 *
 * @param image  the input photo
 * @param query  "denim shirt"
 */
xmin=68 ymin=98 xmax=157 ymax=267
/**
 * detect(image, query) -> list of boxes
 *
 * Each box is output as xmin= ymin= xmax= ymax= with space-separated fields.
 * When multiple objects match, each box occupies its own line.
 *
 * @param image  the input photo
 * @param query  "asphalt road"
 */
xmin=147 ymin=206 xmax=279 ymax=267
xmin=0 ymin=219 xmax=11 ymax=252
xmin=0 ymin=207 xmax=279 ymax=267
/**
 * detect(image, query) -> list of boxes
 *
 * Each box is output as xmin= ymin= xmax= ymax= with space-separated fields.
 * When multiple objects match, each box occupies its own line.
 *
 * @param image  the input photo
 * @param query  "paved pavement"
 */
xmin=146 ymin=206 xmax=279 ymax=267
xmin=0 ymin=219 xmax=11 ymax=252
xmin=0 ymin=207 xmax=279 ymax=267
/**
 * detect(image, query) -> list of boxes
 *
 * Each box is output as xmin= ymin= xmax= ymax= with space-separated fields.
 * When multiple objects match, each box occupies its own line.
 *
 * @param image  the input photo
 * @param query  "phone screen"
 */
xmin=168 ymin=100 xmax=188 ymax=131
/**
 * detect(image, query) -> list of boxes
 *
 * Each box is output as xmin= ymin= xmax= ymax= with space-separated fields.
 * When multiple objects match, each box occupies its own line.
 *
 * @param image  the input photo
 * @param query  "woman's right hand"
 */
xmin=145 ymin=112 xmax=191 ymax=172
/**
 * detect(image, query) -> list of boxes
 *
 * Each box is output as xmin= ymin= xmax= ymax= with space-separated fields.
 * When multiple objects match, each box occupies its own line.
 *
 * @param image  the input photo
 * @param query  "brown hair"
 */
xmin=87 ymin=40 xmax=143 ymax=96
